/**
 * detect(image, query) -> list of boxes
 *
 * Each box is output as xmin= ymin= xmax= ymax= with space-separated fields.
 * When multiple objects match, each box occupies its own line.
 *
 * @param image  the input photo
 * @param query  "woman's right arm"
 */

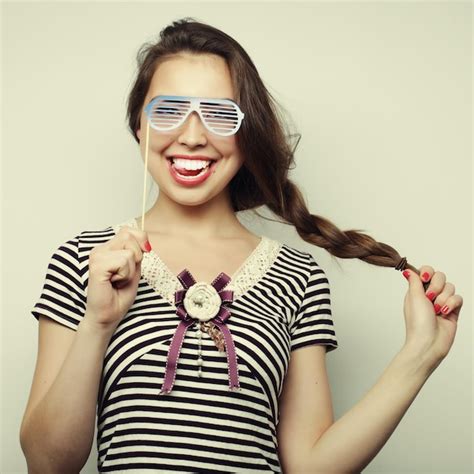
xmin=19 ymin=315 xmax=115 ymax=474
xmin=20 ymin=225 xmax=151 ymax=473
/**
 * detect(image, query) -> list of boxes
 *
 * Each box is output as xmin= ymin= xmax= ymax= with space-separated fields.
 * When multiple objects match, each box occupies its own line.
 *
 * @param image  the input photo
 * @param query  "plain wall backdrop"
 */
xmin=2 ymin=1 xmax=472 ymax=473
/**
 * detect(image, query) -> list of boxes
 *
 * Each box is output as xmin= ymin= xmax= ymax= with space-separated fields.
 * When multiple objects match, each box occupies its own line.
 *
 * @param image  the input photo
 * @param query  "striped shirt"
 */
xmin=31 ymin=217 xmax=338 ymax=473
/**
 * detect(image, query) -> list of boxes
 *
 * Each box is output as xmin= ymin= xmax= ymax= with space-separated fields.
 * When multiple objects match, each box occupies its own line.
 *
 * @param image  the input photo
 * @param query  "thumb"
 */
xmin=134 ymin=259 xmax=142 ymax=278
xmin=403 ymin=270 xmax=424 ymax=294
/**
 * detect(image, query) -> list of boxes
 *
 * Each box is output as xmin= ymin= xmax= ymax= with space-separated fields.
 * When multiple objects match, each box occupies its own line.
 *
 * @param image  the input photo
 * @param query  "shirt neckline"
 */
xmin=111 ymin=217 xmax=284 ymax=306
xmin=131 ymin=216 xmax=266 ymax=284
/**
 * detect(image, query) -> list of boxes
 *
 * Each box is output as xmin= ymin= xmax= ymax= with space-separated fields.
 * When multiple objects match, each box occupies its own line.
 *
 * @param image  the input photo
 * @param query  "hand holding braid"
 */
xmin=401 ymin=267 xmax=463 ymax=368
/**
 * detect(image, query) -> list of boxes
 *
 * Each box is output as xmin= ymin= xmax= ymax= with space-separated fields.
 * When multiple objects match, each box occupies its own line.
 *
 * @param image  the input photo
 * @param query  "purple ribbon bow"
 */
xmin=159 ymin=269 xmax=241 ymax=395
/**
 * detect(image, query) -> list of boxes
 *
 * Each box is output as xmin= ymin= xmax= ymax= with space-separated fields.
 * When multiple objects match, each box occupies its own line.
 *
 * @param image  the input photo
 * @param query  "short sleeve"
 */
xmin=290 ymin=253 xmax=338 ymax=353
xmin=30 ymin=235 xmax=86 ymax=331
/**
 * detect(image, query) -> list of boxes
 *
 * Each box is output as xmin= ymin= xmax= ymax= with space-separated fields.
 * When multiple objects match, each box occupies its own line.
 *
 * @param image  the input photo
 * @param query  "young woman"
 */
xmin=20 ymin=18 xmax=463 ymax=474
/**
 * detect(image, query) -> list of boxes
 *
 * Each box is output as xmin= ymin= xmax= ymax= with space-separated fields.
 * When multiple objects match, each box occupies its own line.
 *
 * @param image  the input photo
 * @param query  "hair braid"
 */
xmin=265 ymin=178 xmax=423 ymax=279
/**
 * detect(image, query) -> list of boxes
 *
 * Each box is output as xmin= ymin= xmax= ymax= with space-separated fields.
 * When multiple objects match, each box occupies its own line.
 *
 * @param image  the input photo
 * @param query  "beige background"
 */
xmin=2 ymin=1 xmax=472 ymax=473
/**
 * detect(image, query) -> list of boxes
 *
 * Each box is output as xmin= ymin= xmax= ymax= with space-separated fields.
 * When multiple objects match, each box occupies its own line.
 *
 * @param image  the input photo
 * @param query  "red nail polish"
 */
xmin=402 ymin=270 xmax=410 ymax=280
xmin=144 ymin=240 xmax=152 ymax=252
xmin=426 ymin=291 xmax=435 ymax=301
xmin=434 ymin=303 xmax=441 ymax=313
xmin=422 ymin=272 xmax=430 ymax=282
xmin=441 ymin=305 xmax=449 ymax=314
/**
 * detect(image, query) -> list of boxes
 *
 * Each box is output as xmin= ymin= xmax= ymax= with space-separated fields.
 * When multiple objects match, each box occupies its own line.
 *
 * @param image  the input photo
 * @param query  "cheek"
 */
xmin=215 ymin=136 xmax=240 ymax=157
xmin=144 ymin=134 xmax=175 ymax=154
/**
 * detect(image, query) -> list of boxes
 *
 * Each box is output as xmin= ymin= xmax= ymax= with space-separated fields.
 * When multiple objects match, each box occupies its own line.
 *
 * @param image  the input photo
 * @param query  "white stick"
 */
xmin=141 ymin=122 xmax=150 ymax=232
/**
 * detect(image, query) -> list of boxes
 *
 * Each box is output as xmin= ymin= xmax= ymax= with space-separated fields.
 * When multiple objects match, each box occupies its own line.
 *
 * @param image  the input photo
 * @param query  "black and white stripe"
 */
xmin=31 ymin=221 xmax=338 ymax=473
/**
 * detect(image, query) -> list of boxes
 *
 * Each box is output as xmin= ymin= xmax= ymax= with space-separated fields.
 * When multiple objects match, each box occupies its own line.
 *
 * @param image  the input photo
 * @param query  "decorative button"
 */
xmin=183 ymin=282 xmax=221 ymax=322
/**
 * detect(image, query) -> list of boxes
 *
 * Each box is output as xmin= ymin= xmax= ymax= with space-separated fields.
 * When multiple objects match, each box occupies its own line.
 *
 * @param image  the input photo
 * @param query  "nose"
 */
xmin=177 ymin=111 xmax=207 ymax=147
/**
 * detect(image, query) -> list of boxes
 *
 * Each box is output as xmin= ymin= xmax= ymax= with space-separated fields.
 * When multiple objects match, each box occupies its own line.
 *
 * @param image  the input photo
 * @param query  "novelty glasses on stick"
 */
xmin=140 ymin=95 xmax=246 ymax=231
xmin=145 ymin=95 xmax=245 ymax=136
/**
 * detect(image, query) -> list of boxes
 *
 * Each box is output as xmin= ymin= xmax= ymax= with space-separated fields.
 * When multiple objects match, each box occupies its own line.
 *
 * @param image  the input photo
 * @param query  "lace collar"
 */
xmin=111 ymin=217 xmax=283 ymax=306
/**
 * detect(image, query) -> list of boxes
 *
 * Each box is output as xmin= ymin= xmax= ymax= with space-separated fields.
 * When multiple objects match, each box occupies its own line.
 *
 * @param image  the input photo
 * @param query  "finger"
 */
xmin=404 ymin=269 xmax=427 ymax=294
xmin=442 ymin=295 xmax=463 ymax=324
xmin=110 ymin=249 xmax=135 ymax=283
xmin=114 ymin=259 xmax=141 ymax=289
xmin=109 ymin=226 xmax=150 ymax=255
xmin=109 ymin=227 xmax=148 ymax=262
xmin=423 ymin=271 xmax=447 ymax=302
xmin=418 ymin=265 xmax=435 ymax=283
xmin=434 ymin=293 xmax=463 ymax=317
xmin=431 ymin=282 xmax=455 ymax=313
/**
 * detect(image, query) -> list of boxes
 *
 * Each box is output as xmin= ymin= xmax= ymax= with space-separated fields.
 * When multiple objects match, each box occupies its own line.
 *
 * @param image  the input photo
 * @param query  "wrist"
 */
xmin=79 ymin=314 xmax=118 ymax=340
xmin=398 ymin=344 xmax=443 ymax=377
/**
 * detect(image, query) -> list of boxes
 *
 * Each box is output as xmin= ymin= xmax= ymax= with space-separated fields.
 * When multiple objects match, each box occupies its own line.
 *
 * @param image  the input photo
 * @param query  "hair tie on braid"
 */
xmin=395 ymin=256 xmax=407 ymax=271
xmin=394 ymin=256 xmax=429 ymax=290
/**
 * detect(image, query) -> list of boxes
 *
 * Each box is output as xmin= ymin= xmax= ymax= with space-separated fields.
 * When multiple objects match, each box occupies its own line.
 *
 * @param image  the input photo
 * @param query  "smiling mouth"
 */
xmin=165 ymin=157 xmax=210 ymax=176
xmin=165 ymin=156 xmax=220 ymax=181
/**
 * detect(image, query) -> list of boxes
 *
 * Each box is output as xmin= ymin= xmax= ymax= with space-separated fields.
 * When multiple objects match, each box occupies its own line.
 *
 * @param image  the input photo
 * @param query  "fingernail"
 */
xmin=441 ymin=305 xmax=450 ymax=314
xmin=144 ymin=240 xmax=152 ymax=252
xmin=434 ymin=303 xmax=441 ymax=313
xmin=402 ymin=270 xmax=410 ymax=280
xmin=422 ymin=272 xmax=430 ymax=282
xmin=426 ymin=291 xmax=436 ymax=301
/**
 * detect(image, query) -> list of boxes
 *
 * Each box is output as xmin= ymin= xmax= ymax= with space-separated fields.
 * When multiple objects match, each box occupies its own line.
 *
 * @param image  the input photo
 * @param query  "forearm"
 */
xmin=20 ymin=316 xmax=113 ymax=473
xmin=303 ymin=347 xmax=439 ymax=474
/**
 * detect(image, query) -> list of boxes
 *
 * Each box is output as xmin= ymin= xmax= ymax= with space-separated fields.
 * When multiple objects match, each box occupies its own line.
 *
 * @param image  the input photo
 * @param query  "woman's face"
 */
xmin=136 ymin=53 xmax=245 ymax=207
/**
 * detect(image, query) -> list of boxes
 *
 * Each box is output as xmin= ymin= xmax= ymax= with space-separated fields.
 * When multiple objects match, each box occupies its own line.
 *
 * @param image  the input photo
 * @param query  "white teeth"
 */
xmin=172 ymin=157 xmax=211 ymax=170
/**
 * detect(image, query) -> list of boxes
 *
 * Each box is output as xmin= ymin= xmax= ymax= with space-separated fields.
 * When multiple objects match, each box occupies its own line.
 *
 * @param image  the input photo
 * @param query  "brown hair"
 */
xmin=126 ymin=17 xmax=422 ymax=279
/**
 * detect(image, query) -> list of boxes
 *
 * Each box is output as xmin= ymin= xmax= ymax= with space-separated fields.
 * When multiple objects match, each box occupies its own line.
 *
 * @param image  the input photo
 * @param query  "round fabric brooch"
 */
xmin=183 ymin=282 xmax=221 ymax=322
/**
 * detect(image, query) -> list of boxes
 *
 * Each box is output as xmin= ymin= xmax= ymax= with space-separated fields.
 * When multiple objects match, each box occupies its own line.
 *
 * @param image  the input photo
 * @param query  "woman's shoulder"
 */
xmin=67 ymin=218 xmax=129 ymax=258
xmin=258 ymin=234 xmax=323 ymax=269
xmin=266 ymin=235 xmax=310 ymax=257
xmin=74 ymin=217 xmax=135 ymax=241
xmin=76 ymin=222 xmax=117 ymax=241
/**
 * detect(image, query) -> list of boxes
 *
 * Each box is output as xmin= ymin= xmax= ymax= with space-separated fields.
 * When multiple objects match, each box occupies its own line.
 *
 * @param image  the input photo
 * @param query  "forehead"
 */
xmin=147 ymin=54 xmax=235 ymax=103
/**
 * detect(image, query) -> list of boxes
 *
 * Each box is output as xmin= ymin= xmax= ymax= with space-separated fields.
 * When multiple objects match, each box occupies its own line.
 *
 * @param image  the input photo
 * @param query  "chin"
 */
xmin=160 ymin=183 xmax=231 ymax=207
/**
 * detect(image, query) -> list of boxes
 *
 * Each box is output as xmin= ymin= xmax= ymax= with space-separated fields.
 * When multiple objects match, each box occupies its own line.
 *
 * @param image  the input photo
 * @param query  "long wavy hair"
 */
xmin=125 ymin=17 xmax=420 ymax=277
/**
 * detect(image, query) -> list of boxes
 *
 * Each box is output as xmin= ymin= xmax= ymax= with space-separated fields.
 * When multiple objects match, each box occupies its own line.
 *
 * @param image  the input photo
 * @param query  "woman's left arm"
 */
xmin=302 ymin=345 xmax=436 ymax=473
xmin=301 ymin=266 xmax=463 ymax=474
